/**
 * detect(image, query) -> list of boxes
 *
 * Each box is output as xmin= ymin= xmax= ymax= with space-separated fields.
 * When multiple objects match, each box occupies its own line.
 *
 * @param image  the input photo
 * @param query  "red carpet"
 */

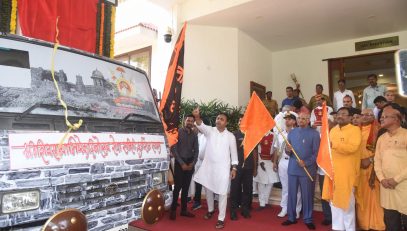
xmin=130 ymin=201 xmax=331 ymax=231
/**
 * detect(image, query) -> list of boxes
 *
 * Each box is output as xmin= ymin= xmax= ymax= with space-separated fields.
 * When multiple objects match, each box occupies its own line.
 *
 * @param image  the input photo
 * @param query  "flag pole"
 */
xmin=274 ymin=124 xmax=314 ymax=182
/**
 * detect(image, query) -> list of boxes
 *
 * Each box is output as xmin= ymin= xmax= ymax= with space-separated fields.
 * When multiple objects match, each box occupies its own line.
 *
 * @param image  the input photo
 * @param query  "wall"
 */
xmin=271 ymin=30 xmax=407 ymax=105
xmin=237 ymin=30 xmax=273 ymax=106
xmin=183 ymin=25 xmax=239 ymax=105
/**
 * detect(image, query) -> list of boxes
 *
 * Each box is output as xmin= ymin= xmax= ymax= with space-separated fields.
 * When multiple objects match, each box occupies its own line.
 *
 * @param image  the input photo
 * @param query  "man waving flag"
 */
xmin=240 ymin=92 xmax=276 ymax=160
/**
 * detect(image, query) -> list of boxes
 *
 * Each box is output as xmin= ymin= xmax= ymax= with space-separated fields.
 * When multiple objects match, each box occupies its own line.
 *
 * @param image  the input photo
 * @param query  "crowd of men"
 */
xmin=168 ymin=73 xmax=407 ymax=231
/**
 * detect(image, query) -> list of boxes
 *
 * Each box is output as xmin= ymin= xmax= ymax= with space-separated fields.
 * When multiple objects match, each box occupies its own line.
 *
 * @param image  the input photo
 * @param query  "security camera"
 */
xmin=164 ymin=27 xmax=172 ymax=43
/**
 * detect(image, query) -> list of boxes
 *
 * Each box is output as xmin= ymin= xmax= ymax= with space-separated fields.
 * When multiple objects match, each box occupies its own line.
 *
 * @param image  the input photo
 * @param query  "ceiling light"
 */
xmin=378 ymin=74 xmax=384 ymax=77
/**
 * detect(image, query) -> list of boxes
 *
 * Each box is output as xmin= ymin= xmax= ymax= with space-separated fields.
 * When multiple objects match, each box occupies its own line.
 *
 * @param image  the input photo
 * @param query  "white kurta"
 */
xmin=189 ymin=133 xmax=207 ymax=196
xmin=193 ymin=123 xmax=238 ymax=195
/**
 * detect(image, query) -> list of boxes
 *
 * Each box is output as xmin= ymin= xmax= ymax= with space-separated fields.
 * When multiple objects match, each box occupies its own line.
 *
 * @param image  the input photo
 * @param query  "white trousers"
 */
xmin=258 ymin=183 xmax=272 ymax=207
xmin=278 ymin=158 xmax=302 ymax=213
xmin=206 ymin=188 xmax=227 ymax=221
xmin=331 ymin=189 xmax=356 ymax=231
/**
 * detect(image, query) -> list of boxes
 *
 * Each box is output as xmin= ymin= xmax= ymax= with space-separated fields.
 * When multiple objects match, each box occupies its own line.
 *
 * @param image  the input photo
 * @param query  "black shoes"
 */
xmin=321 ymin=219 xmax=331 ymax=226
xmin=180 ymin=211 xmax=195 ymax=218
xmin=305 ymin=223 xmax=316 ymax=230
xmin=281 ymin=220 xmax=297 ymax=226
xmin=169 ymin=210 xmax=176 ymax=220
xmin=230 ymin=210 xmax=238 ymax=220
xmin=241 ymin=209 xmax=251 ymax=219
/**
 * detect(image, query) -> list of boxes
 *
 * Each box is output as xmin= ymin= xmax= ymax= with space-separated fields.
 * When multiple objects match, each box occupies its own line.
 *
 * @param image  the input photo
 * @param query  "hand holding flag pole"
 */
xmin=274 ymin=124 xmax=314 ymax=182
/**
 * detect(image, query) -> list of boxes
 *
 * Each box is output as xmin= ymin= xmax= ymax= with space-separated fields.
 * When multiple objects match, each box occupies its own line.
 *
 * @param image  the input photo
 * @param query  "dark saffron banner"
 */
xmin=159 ymin=23 xmax=187 ymax=147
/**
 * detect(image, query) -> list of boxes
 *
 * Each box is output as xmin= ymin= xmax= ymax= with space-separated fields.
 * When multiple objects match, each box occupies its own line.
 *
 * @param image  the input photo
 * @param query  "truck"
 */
xmin=0 ymin=34 xmax=171 ymax=231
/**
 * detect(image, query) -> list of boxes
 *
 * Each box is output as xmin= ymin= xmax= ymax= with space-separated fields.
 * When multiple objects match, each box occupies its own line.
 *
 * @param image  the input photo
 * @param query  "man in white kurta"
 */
xmin=192 ymin=108 xmax=238 ymax=229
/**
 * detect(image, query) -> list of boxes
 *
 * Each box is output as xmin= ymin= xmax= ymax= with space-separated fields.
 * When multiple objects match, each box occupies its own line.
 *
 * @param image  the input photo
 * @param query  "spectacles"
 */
xmin=361 ymin=114 xmax=374 ymax=117
xmin=381 ymin=115 xmax=397 ymax=119
xmin=337 ymin=113 xmax=351 ymax=117
xmin=297 ymin=117 xmax=309 ymax=120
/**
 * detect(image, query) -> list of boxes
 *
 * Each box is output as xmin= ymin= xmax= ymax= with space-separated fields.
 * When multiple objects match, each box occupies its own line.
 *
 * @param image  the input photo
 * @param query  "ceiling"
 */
xmin=188 ymin=0 xmax=407 ymax=51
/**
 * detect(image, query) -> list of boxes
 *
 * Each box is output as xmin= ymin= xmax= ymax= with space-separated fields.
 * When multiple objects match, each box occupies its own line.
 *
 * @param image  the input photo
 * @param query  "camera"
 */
xmin=164 ymin=27 xmax=172 ymax=43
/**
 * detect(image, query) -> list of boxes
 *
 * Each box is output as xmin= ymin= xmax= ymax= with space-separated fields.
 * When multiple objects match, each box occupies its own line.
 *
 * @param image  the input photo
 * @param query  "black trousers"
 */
xmin=194 ymin=182 xmax=202 ymax=203
xmin=171 ymin=162 xmax=194 ymax=212
xmin=318 ymin=174 xmax=332 ymax=222
xmin=384 ymin=209 xmax=407 ymax=231
xmin=230 ymin=167 xmax=253 ymax=211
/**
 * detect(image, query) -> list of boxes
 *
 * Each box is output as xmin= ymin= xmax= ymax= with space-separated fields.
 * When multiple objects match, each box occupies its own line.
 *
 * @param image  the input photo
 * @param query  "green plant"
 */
xmin=180 ymin=99 xmax=243 ymax=132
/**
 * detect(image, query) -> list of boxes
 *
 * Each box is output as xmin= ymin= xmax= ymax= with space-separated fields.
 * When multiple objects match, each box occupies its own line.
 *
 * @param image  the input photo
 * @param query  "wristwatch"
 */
xmin=369 ymin=157 xmax=374 ymax=163
xmin=231 ymin=164 xmax=238 ymax=171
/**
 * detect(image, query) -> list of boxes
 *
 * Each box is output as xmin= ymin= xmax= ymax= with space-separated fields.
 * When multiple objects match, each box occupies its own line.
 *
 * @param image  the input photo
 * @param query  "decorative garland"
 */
xmin=110 ymin=6 xmax=115 ymax=58
xmin=99 ymin=2 xmax=105 ymax=56
xmin=9 ymin=0 xmax=17 ymax=34
xmin=0 ymin=0 xmax=11 ymax=33
xmin=103 ymin=4 xmax=111 ymax=57
xmin=95 ymin=1 xmax=101 ymax=54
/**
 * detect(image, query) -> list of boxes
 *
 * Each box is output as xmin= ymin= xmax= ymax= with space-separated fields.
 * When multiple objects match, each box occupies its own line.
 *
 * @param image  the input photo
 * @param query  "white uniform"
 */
xmin=274 ymin=129 xmax=302 ymax=215
xmin=253 ymin=131 xmax=279 ymax=207
xmin=194 ymin=122 xmax=238 ymax=221
xmin=189 ymin=133 xmax=207 ymax=197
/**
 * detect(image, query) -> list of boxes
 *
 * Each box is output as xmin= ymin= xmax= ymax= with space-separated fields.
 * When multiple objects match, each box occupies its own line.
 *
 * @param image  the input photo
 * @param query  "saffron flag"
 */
xmin=159 ymin=23 xmax=187 ymax=147
xmin=240 ymin=92 xmax=276 ymax=160
xmin=317 ymin=102 xmax=333 ymax=179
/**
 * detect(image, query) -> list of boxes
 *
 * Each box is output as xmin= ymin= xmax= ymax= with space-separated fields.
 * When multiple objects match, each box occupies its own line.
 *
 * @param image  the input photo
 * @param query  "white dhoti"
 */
xmin=331 ymin=189 xmax=356 ymax=231
xmin=254 ymin=158 xmax=279 ymax=207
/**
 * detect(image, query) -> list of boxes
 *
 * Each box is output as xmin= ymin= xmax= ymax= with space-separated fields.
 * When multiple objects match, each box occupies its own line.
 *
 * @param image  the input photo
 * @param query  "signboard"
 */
xmin=355 ymin=36 xmax=399 ymax=51
xmin=0 ymin=36 xmax=159 ymax=122
xmin=9 ymin=132 xmax=167 ymax=169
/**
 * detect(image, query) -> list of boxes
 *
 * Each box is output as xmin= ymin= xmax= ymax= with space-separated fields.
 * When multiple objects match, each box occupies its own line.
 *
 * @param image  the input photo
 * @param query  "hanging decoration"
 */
xmin=103 ymin=3 xmax=112 ymax=57
xmin=9 ymin=0 xmax=17 ymax=34
xmin=99 ymin=2 xmax=105 ymax=55
xmin=110 ymin=6 xmax=116 ymax=58
xmin=0 ymin=0 xmax=11 ymax=33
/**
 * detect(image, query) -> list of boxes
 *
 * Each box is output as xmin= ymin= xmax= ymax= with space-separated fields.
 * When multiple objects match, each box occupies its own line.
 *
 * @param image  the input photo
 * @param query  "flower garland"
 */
xmin=103 ymin=4 xmax=111 ymax=57
xmin=110 ymin=6 xmax=116 ymax=58
xmin=0 ymin=0 xmax=11 ymax=32
xmin=99 ymin=2 xmax=105 ymax=56
xmin=9 ymin=0 xmax=17 ymax=34
xmin=95 ymin=1 xmax=101 ymax=54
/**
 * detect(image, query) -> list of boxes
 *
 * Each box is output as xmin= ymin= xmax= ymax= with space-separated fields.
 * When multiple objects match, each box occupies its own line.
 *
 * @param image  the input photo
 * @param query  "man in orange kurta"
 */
xmin=355 ymin=109 xmax=385 ymax=230
xmin=323 ymin=107 xmax=362 ymax=231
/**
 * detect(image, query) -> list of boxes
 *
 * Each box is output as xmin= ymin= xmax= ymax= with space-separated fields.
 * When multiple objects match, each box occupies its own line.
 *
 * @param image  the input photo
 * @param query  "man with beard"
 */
xmin=192 ymin=108 xmax=238 ymax=229
xmin=323 ymin=107 xmax=362 ymax=231
xmin=374 ymin=106 xmax=407 ymax=230
xmin=355 ymin=109 xmax=385 ymax=230
xmin=170 ymin=115 xmax=199 ymax=220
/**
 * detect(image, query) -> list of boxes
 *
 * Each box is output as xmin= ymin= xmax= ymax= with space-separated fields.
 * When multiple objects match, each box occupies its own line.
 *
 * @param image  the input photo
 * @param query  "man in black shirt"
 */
xmin=230 ymin=117 xmax=258 ymax=220
xmin=170 ymin=115 xmax=199 ymax=220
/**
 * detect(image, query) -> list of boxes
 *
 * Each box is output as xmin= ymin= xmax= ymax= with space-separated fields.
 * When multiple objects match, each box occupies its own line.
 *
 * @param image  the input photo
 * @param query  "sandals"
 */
xmin=215 ymin=220 xmax=225 ymax=229
xmin=204 ymin=211 xmax=214 ymax=220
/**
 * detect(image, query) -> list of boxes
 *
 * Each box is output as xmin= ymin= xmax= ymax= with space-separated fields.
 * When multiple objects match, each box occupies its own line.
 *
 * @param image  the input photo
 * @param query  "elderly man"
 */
xmin=192 ymin=108 xmax=238 ymax=229
xmin=323 ymin=107 xmax=362 ymax=231
xmin=374 ymin=106 xmax=407 ymax=231
xmin=362 ymin=74 xmax=386 ymax=109
xmin=282 ymin=112 xmax=320 ymax=230
xmin=355 ymin=109 xmax=385 ymax=230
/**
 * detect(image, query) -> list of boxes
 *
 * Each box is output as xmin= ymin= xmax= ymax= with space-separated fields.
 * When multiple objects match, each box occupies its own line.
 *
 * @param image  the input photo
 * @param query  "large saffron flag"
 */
xmin=240 ymin=92 xmax=276 ymax=160
xmin=159 ymin=23 xmax=187 ymax=147
xmin=317 ymin=102 xmax=333 ymax=179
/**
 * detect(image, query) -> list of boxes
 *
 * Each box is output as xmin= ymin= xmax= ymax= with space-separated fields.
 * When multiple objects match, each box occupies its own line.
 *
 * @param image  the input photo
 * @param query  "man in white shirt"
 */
xmin=362 ymin=74 xmax=386 ymax=109
xmin=333 ymin=79 xmax=356 ymax=111
xmin=192 ymin=108 xmax=238 ymax=229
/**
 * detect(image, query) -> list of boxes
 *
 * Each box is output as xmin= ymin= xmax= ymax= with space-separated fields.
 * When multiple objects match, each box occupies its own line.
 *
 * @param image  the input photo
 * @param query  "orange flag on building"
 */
xmin=240 ymin=92 xmax=276 ymax=160
xmin=159 ymin=22 xmax=187 ymax=147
